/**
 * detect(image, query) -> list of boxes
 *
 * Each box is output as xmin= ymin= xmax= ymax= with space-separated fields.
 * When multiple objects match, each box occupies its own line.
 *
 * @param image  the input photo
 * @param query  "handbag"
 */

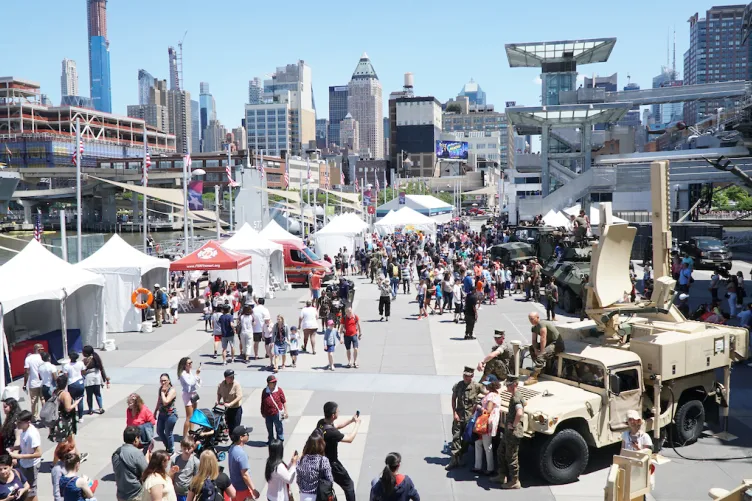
xmin=474 ymin=411 xmax=489 ymax=435
xmin=316 ymin=456 xmax=337 ymax=501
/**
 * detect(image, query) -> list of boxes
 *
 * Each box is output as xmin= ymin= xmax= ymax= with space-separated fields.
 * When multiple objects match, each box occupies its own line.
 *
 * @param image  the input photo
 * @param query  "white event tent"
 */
xmin=77 ymin=234 xmax=170 ymax=332
xmin=222 ymin=223 xmax=285 ymax=298
xmin=563 ymin=204 xmax=627 ymax=226
xmin=314 ymin=214 xmax=368 ymax=261
xmin=259 ymin=220 xmax=304 ymax=244
xmin=375 ymin=194 xmax=453 ymax=223
xmin=374 ymin=206 xmax=437 ymax=236
xmin=0 ymin=240 xmax=105 ymax=390
xmin=542 ymin=210 xmax=571 ymax=228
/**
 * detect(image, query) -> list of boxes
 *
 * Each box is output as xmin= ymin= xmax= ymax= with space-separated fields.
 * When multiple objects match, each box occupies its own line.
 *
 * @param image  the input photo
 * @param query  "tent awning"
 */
xmin=262 ymin=187 xmax=301 ymax=203
xmin=89 ymin=176 xmax=185 ymax=206
xmin=462 ymin=185 xmax=497 ymax=196
xmin=320 ymin=189 xmax=361 ymax=204
xmin=170 ymin=240 xmax=252 ymax=271
xmin=77 ymin=234 xmax=170 ymax=274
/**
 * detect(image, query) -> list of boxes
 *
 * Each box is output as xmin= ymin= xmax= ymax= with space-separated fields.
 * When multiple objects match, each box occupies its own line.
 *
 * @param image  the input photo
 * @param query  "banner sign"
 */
xmin=187 ymin=181 xmax=204 ymax=210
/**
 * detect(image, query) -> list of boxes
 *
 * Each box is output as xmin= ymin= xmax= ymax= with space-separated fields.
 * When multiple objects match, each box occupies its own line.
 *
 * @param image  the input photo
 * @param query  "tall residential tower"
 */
xmin=347 ymin=53 xmax=383 ymax=159
xmin=86 ymin=0 xmax=112 ymax=112
xmin=61 ymin=59 xmax=78 ymax=98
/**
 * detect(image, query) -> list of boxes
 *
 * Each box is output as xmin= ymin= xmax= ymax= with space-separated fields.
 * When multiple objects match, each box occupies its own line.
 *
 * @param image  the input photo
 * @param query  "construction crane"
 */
xmin=177 ymin=30 xmax=188 ymax=91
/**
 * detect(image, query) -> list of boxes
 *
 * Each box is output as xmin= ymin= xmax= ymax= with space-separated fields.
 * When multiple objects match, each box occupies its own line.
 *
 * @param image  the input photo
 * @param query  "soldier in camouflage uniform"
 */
xmin=531 ymin=259 xmax=542 ymax=303
xmin=445 ymin=366 xmax=483 ymax=470
xmin=476 ymin=330 xmax=514 ymax=382
xmin=579 ymin=273 xmax=590 ymax=321
xmin=369 ymin=253 xmax=381 ymax=283
xmin=491 ymin=375 xmax=525 ymax=489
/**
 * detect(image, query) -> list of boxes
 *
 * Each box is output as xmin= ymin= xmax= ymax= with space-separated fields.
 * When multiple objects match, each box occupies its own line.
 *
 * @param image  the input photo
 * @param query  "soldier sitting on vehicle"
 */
xmin=526 ymin=312 xmax=565 ymax=385
xmin=476 ymin=330 xmax=514 ymax=382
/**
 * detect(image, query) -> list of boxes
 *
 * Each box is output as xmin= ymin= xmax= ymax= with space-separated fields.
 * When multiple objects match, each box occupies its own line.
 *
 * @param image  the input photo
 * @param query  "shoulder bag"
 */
xmin=316 ymin=456 xmax=337 ymax=501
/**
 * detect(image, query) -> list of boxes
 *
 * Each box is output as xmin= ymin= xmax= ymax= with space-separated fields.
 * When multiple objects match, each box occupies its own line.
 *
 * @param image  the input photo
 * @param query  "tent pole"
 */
xmin=60 ymin=288 xmax=69 ymax=362
xmin=75 ymin=118 xmax=82 ymax=262
xmin=60 ymin=209 xmax=68 ymax=262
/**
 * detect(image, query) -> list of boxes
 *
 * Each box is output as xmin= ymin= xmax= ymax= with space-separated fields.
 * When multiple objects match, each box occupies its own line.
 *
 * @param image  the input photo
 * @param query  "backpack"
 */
xmin=159 ymin=291 xmax=169 ymax=307
xmin=392 ymin=265 xmax=399 ymax=278
xmin=40 ymin=392 xmax=59 ymax=428
xmin=199 ymin=477 xmax=220 ymax=501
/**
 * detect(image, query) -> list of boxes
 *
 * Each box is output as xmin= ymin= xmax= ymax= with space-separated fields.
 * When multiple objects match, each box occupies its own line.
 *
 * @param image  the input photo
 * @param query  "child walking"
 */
xmin=323 ymin=319 xmax=341 ymax=371
xmin=288 ymin=326 xmax=300 ymax=369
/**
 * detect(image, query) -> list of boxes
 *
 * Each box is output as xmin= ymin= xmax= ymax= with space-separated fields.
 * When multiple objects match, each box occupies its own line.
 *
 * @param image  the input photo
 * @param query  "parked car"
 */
xmin=468 ymin=207 xmax=486 ymax=216
xmin=678 ymin=236 xmax=732 ymax=270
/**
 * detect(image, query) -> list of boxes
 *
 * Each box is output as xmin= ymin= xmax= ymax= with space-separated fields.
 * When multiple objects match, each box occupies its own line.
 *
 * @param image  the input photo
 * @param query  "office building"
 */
xmin=339 ymin=113 xmax=359 ymax=152
xmin=203 ymin=120 xmax=227 ymax=153
xmin=440 ymin=130 xmax=502 ymax=171
xmin=61 ymin=59 xmax=78 ymax=98
xmin=391 ymin=95 xmax=442 ymax=178
xmin=383 ymin=116 xmax=390 ymax=157
xmin=684 ymin=4 xmax=751 ymax=124
xmin=199 ymin=82 xmax=217 ymax=147
xmin=328 ymin=85 xmax=348 ymax=148
xmin=191 ymin=99 xmax=200 ymax=153
xmin=347 ymin=53 xmax=384 ymax=159
xmin=233 ymin=126 xmax=247 ymax=151
xmin=316 ymin=118 xmax=328 ymax=150
xmin=583 ymin=73 xmax=618 ymax=92
xmin=167 ymin=89 xmax=192 ymax=154
xmin=138 ymin=69 xmax=154 ymax=105
xmin=62 ymin=95 xmax=94 ymax=109
xmin=127 ymin=78 xmax=169 ymax=132
xmin=265 ymin=61 xmax=315 ymax=149
xmin=651 ymin=67 xmax=683 ymax=126
xmin=168 ymin=47 xmax=180 ymax=90
xmin=457 ymin=78 xmax=486 ymax=106
xmin=248 ymin=77 xmax=262 ymax=105
xmin=442 ymin=97 xmax=509 ymax=167
xmin=87 ymin=0 xmax=112 ymax=113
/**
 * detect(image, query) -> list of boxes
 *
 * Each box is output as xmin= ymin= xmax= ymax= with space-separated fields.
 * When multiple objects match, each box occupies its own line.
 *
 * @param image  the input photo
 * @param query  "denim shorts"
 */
xmin=274 ymin=344 xmax=287 ymax=355
xmin=344 ymin=336 xmax=358 ymax=350
xmin=325 ymin=344 xmax=336 ymax=353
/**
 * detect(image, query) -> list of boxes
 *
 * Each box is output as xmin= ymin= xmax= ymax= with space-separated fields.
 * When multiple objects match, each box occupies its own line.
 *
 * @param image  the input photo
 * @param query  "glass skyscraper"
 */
xmin=87 ymin=0 xmax=111 ymax=113
xmin=458 ymin=78 xmax=486 ymax=106
xmin=138 ymin=69 xmax=154 ymax=106
xmin=328 ymin=85 xmax=348 ymax=148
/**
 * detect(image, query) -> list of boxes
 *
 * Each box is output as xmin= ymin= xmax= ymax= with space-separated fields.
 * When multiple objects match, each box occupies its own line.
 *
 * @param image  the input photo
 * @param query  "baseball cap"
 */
xmin=462 ymin=366 xmax=474 ymax=377
xmin=267 ymin=375 xmax=277 ymax=384
xmin=493 ymin=330 xmax=505 ymax=339
xmin=224 ymin=369 xmax=235 ymax=378
xmin=327 ymin=319 xmax=334 ymax=326
xmin=154 ymin=283 xmax=160 ymax=288
xmin=482 ymin=374 xmax=500 ymax=385
xmin=290 ymin=326 xmax=298 ymax=331
xmin=231 ymin=425 xmax=251 ymax=441
xmin=505 ymin=375 xmax=519 ymax=386
xmin=626 ymin=409 xmax=642 ymax=421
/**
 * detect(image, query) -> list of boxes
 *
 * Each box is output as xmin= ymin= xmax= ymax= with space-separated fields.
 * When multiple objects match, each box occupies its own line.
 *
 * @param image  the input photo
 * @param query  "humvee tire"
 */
xmin=537 ymin=428 xmax=589 ymax=484
xmin=673 ymin=399 xmax=705 ymax=445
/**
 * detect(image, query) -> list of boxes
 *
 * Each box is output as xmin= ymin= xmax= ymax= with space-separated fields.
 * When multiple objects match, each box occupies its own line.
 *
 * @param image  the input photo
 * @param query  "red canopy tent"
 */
xmin=170 ymin=240 xmax=252 ymax=271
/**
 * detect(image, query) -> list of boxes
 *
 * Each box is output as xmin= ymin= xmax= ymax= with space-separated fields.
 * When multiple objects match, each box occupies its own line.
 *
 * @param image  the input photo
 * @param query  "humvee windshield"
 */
xmin=561 ymin=358 xmax=605 ymax=388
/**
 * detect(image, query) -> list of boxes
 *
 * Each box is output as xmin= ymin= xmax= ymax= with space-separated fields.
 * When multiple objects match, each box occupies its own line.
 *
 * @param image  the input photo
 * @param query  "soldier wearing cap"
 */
xmin=446 ymin=366 xmax=483 ymax=470
xmin=526 ymin=311 xmax=565 ymax=385
xmin=477 ymin=330 xmax=514 ymax=382
xmin=491 ymin=375 xmax=524 ymax=489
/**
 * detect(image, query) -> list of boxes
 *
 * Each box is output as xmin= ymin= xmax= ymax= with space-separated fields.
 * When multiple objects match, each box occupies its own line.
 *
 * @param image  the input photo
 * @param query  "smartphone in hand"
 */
xmin=356 ymin=410 xmax=360 ymax=418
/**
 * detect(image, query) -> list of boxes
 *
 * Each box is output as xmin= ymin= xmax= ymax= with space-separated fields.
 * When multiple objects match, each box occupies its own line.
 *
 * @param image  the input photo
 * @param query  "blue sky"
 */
xmin=1 ymin=0 xmax=723 ymax=128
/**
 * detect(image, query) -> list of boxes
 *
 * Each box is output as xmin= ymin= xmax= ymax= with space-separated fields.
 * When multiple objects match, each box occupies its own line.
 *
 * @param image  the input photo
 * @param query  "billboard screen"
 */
xmin=435 ymin=141 xmax=468 ymax=160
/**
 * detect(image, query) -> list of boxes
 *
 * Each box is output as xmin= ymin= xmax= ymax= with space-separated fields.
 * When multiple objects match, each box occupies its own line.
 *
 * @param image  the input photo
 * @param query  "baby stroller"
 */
xmin=189 ymin=405 xmax=232 ymax=461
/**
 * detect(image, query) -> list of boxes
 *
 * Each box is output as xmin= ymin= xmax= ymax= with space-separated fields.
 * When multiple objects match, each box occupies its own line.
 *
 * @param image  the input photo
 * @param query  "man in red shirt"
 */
xmin=260 ymin=375 xmax=287 ymax=445
xmin=339 ymin=307 xmax=362 ymax=369
xmin=309 ymin=270 xmax=323 ymax=305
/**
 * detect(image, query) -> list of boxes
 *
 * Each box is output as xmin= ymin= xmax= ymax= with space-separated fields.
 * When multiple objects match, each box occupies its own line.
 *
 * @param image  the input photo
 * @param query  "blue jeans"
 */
xmin=177 ymin=496 xmax=187 ymax=501
xmin=68 ymin=380 xmax=85 ymax=419
xmin=265 ymin=413 xmax=284 ymax=443
xmin=157 ymin=412 xmax=178 ymax=453
xmin=390 ymin=277 xmax=399 ymax=297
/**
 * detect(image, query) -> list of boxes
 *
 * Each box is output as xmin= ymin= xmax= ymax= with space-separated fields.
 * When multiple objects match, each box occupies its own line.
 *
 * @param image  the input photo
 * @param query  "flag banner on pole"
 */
xmin=225 ymin=154 xmax=238 ymax=187
xmin=4 ymin=145 xmax=11 ymax=161
xmin=354 ymin=178 xmax=359 ymax=192
xmin=340 ymin=169 xmax=345 ymax=185
xmin=143 ymin=146 xmax=151 ymax=186
xmin=188 ymin=180 xmax=204 ymax=210
xmin=33 ymin=209 xmax=42 ymax=242
xmin=283 ymin=162 xmax=290 ymax=188
xmin=258 ymin=152 xmax=265 ymax=179
xmin=184 ymin=154 xmax=192 ymax=170
xmin=306 ymin=159 xmax=312 ymax=181
xmin=325 ymin=170 xmax=330 ymax=189
xmin=71 ymin=139 xmax=84 ymax=165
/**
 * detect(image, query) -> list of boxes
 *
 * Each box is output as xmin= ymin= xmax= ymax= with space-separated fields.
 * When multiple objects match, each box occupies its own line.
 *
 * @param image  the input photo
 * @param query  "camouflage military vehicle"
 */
xmin=488 ymin=241 xmax=535 ymax=268
xmin=489 ymin=226 xmax=573 ymax=268
xmin=498 ymin=201 xmax=749 ymax=485
xmin=541 ymin=247 xmax=592 ymax=313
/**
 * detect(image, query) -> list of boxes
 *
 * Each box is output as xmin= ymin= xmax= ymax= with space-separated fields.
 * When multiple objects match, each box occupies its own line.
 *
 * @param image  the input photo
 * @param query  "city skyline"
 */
xmin=0 ymin=0 xmax=731 ymax=128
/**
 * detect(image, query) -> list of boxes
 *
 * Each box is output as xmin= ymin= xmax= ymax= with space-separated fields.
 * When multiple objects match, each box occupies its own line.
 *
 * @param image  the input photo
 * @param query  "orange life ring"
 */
xmin=131 ymin=288 xmax=154 ymax=310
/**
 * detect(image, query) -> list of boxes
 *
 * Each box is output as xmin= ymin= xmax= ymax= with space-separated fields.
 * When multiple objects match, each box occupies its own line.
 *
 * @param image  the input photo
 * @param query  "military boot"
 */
xmin=501 ymin=478 xmax=521 ymax=489
xmin=445 ymin=456 xmax=460 ymax=471
xmin=525 ymin=369 xmax=541 ymax=386
xmin=489 ymin=473 xmax=506 ymax=484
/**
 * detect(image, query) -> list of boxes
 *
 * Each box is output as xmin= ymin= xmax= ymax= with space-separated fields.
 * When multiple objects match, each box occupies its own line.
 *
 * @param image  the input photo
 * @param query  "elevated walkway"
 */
xmin=605 ymin=80 xmax=748 ymax=106
xmin=517 ymin=166 xmax=617 ymax=216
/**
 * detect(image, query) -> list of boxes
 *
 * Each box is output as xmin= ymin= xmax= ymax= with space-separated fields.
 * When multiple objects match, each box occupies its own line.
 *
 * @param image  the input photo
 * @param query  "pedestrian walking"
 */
xmin=155 ymin=374 xmax=178 ymax=454
xmin=125 ymin=393 xmax=156 ymax=454
xmin=218 ymin=305 xmax=237 ymax=366
xmin=378 ymin=277 xmax=392 ymax=321
xmin=316 ymin=402 xmax=361 ymax=501
xmin=400 ymin=260 xmax=411 ymax=294
xmin=38 ymin=352 xmax=57 ymax=402
xmin=82 ymin=345 xmax=109 ymax=415
xmin=0 ymin=399 xmax=20 ymax=455
xmin=0 ymin=454 xmax=30 ymax=500
xmin=237 ymin=305 xmax=255 ymax=363
xmin=260 ymin=376 xmax=287 ymax=444
xmin=141 ymin=450 xmax=179 ymax=501
xmin=544 ymin=277 xmax=558 ymax=321
xmin=265 ymin=439 xmax=298 ymax=501
xmin=445 ymin=367 xmax=482 ymax=471
xmin=169 ymin=291 xmax=180 ymax=324
xmin=416 ymin=280 xmax=427 ymax=320
xmin=323 ymin=320 xmax=341 ymax=371
xmin=63 ymin=352 xmax=86 ymax=423
xmin=9 ymin=411 xmax=42 ymax=501
xmin=296 ymin=432 xmax=333 ymax=501
xmin=299 ymin=300 xmax=319 ymax=354
xmin=339 ymin=307 xmax=362 ymax=369
xmin=153 ymin=284 xmax=164 ymax=327
xmin=113 ymin=427 xmax=149 ymax=501
xmin=22 ymin=344 xmax=44 ymax=423
xmin=370 ymin=452 xmax=420 ymax=501
xmin=473 ymin=376 xmax=501 ymax=475
xmin=171 ymin=437 xmax=199 ymax=501
xmin=177 ymin=358 xmax=201 ymax=440
xmin=463 ymin=291 xmax=478 ymax=340
xmin=49 ymin=375 xmax=81 ymax=451
xmin=452 ymin=281 xmax=463 ymax=324
xmin=389 ymin=261 xmax=400 ymax=299
xmin=51 ymin=440 xmax=76 ymax=501
xmin=228 ymin=426 xmax=260 ymax=500
xmin=211 ymin=305 xmax=223 ymax=359
xmin=493 ymin=376 xmax=524 ymax=489
xmin=253 ymin=298 xmax=271 ymax=363
xmin=271 ymin=316 xmax=289 ymax=373
xmin=217 ymin=369 xmax=243 ymax=431
xmin=187 ymin=450 xmax=235 ymax=501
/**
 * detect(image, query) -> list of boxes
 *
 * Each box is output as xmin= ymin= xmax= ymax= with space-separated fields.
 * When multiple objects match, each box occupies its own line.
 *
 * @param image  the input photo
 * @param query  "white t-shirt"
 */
xmin=253 ymin=305 xmax=270 ymax=334
xmin=63 ymin=360 xmax=85 ymax=385
xmin=239 ymin=314 xmax=254 ymax=335
xmin=212 ymin=312 xmax=223 ymax=335
xmin=621 ymin=430 xmax=653 ymax=451
xmin=19 ymin=425 xmax=41 ymax=468
xmin=169 ymin=296 xmax=179 ymax=309
xmin=24 ymin=353 xmax=44 ymax=389
xmin=299 ymin=307 xmax=319 ymax=330
xmin=38 ymin=361 xmax=56 ymax=388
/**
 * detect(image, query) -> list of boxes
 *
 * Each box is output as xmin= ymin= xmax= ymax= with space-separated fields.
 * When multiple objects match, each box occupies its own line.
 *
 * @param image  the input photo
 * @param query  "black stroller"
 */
xmin=189 ymin=405 xmax=232 ymax=461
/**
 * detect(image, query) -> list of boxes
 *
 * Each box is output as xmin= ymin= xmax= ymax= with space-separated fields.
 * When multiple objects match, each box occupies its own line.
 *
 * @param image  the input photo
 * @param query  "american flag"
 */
xmin=33 ymin=209 xmax=42 ymax=242
xmin=324 ymin=170 xmax=330 ymax=189
xmin=4 ymin=145 xmax=11 ymax=160
xmin=226 ymin=149 xmax=238 ymax=187
xmin=283 ymin=163 xmax=290 ymax=188
xmin=306 ymin=159 xmax=311 ymax=181
xmin=375 ymin=176 xmax=380 ymax=192
xmin=340 ymin=169 xmax=345 ymax=185
xmin=354 ymin=178 xmax=360 ymax=192
xmin=258 ymin=154 xmax=265 ymax=179
xmin=71 ymin=140 xmax=84 ymax=165
xmin=184 ymin=154 xmax=192 ymax=170
xmin=142 ymin=147 xmax=151 ymax=186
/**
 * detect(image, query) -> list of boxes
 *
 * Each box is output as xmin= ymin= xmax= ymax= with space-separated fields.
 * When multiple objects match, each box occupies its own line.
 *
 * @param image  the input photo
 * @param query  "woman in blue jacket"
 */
xmin=370 ymin=452 xmax=420 ymax=501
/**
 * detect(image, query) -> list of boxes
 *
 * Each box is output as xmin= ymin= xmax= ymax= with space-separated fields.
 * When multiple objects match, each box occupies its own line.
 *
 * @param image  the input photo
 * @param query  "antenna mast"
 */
xmin=672 ymin=27 xmax=677 ymax=78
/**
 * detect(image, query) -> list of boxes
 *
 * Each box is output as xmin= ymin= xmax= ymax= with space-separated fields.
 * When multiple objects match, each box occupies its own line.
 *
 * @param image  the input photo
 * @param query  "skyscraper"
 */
xmin=684 ymin=5 xmax=751 ymax=124
xmin=248 ymin=77 xmax=262 ymax=104
xmin=168 ymin=89 xmax=192 ymax=154
xmin=168 ymin=47 xmax=180 ymax=91
xmin=315 ymin=118 xmax=329 ymax=150
xmin=457 ymin=78 xmax=486 ymax=106
xmin=87 ymin=0 xmax=112 ymax=113
xmin=339 ymin=113 xmax=359 ymax=152
xmin=191 ymin=99 xmax=200 ymax=154
xmin=199 ymin=82 xmax=217 ymax=150
xmin=328 ymin=85 xmax=348 ymax=148
xmin=138 ymin=69 xmax=154 ymax=105
xmin=347 ymin=53 xmax=383 ymax=159
xmin=652 ymin=67 xmax=683 ymax=126
xmin=61 ymin=59 xmax=78 ymax=98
